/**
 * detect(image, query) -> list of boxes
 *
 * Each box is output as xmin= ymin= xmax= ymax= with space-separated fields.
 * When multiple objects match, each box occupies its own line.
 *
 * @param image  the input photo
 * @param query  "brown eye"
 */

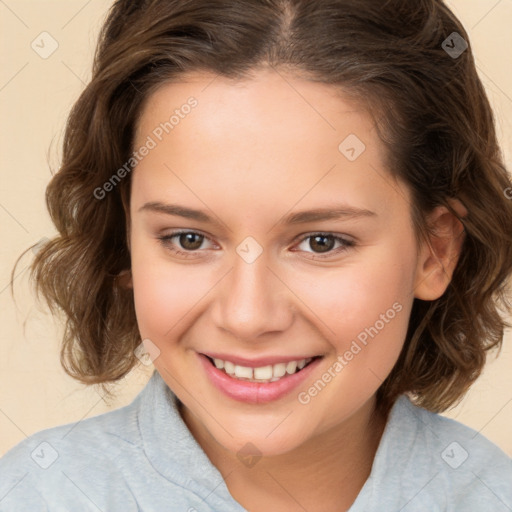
xmin=309 ymin=235 xmax=335 ymax=253
xmin=178 ymin=232 xmax=204 ymax=250
xmin=157 ymin=230 xmax=214 ymax=258
xmin=294 ymin=233 xmax=356 ymax=260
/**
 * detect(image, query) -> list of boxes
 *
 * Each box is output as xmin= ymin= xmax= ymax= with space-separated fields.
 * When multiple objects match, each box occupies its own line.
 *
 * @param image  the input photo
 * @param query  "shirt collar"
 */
xmin=138 ymin=370 xmax=246 ymax=510
xmin=138 ymin=369 xmax=413 ymax=511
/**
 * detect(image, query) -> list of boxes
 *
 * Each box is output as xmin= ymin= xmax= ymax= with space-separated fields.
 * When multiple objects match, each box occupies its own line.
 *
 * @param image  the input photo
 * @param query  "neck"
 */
xmin=180 ymin=395 xmax=388 ymax=512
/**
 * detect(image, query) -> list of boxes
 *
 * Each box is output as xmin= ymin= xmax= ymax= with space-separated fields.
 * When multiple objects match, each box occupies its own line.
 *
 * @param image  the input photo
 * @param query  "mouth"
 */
xmin=203 ymin=354 xmax=323 ymax=383
xmin=199 ymin=353 xmax=324 ymax=404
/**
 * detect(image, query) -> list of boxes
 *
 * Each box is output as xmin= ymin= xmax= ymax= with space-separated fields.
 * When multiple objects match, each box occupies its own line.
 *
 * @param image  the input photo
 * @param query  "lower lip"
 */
xmin=198 ymin=353 xmax=323 ymax=404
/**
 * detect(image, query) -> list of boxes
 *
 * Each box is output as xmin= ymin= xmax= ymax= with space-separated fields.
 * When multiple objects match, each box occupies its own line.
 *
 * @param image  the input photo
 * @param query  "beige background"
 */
xmin=1 ymin=0 xmax=511 ymax=457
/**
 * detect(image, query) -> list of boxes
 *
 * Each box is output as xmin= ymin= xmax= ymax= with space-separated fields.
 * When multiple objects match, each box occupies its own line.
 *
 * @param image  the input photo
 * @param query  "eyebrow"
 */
xmin=138 ymin=201 xmax=377 ymax=228
xmin=139 ymin=202 xmax=225 ymax=229
xmin=283 ymin=206 xmax=376 ymax=224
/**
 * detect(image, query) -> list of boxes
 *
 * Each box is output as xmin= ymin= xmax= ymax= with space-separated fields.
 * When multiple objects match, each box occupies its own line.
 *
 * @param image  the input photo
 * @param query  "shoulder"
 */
xmin=407 ymin=396 xmax=511 ymax=469
xmin=366 ymin=395 xmax=512 ymax=511
xmin=0 ymin=397 xmax=142 ymax=511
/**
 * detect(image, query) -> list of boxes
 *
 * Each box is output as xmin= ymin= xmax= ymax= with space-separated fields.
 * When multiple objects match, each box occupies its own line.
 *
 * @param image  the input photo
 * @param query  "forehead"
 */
xmin=131 ymin=68 xmax=408 ymax=222
xmin=136 ymin=68 xmax=374 ymax=150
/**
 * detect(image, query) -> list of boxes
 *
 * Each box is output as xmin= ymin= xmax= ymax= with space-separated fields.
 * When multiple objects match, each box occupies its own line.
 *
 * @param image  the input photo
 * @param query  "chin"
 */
xmin=214 ymin=422 xmax=312 ymax=459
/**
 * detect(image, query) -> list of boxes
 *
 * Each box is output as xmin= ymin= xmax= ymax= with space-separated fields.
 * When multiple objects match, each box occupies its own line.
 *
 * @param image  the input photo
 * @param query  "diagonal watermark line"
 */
xmin=472 ymin=395 xmax=512 ymax=438
xmin=61 ymin=61 xmax=86 ymax=86
xmin=61 ymin=394 xmax=105 ymax=439
xmin=61 ymin=471 xmax=104 ymax=511
xmin=199 ymin=469 xmax=237 ymax=505
xmin=265 ymin=266 xmax=336 ymax=335
xmin=0 ymin=62 xmax=29 ymax=93
xmin=61 ymin=0 xmax=92 ymax=29
xmin=0 ymin=473 xmax=28 ymax=504
xmin=164 ymin=267 xmax=234 ymax=336
xmin=367 ymin=367 xmax=385 ymax=385
xmin=0 ymin=264 xmax=29 ymax=296
xmin=269 ymin=63 xmax=337 ymax=131
xmin=403 ymin=398 xmax=441 ymax=440
xmin=476 ymin=62 xmax=512 ymax=108
xmin=200 ymin=72 xmax=221 ymax=93
xmin=265 ymin=470 xmax=310 ymax=511
xmin=398 ymin=471 xmax=439 ymax=511
xmin=0 ymin=202 xmax=29 ymax=233
xmin=472 ymin=0 xmax=503 ymax=30
xmin=471 ymin=470 xmax=512 ymax=511
xmin=94 ymin=387 xmax=107 ymax=404
xmin=164 ymin=163 xmax=232 ymax=233
xmin=265 ymin=409 xmax=294 ymax=438
xmin=366 ymin=364 xmax=441 ymax=440
xmin=0 ymin=407 xmax=28 ymax=438
xmin=0 ymin=0 xmax=29 ymax=28
xmin=266 ymin=164 xmax=336 ymax=234
xmin=367 ymin=162 xmax=413 ymax=214
xmin=162 ymin=366 xmax=234 ymax=437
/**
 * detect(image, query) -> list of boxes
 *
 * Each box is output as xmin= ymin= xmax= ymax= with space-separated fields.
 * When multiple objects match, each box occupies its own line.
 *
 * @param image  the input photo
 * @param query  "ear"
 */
xmin=413 ymin=199 xmax=467 ymax=301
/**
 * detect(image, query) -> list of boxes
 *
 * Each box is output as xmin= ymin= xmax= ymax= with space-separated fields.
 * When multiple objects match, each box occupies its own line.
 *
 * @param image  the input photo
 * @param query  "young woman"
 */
xmin=1 ymin=1 xmax=511 ymax=510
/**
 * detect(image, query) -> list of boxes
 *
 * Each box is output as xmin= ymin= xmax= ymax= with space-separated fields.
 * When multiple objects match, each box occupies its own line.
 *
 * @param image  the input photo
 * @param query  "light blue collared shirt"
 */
xmin=0 ymin=370 xmax=511 ymax=511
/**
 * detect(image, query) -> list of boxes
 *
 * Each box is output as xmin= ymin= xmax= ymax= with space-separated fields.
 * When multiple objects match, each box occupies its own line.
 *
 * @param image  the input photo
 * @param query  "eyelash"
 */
xmin=157 ymin=230 xmax=356 ymax=260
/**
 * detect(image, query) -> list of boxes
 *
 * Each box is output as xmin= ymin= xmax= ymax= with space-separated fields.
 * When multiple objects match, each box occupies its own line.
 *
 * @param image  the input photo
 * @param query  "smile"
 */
xmin=199 ymin=353 xmax=324 ymax=404
xmin=207 ymin=356 xmax=316 ymax=383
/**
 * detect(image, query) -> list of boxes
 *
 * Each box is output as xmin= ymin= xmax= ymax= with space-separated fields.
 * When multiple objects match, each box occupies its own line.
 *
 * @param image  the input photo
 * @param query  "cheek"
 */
xmin=289 ymin=246 xmax=414 ymax=355
xmin=130 ymin=241 xmax=208 ymax=338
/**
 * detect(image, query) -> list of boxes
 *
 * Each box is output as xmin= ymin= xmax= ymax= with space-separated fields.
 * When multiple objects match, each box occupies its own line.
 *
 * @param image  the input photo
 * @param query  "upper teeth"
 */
xmin=213 ymin=357 xmax=313 ymax=382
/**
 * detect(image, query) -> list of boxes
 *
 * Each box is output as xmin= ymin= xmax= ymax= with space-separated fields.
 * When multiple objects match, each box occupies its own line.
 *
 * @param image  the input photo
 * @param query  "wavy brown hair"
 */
xmin=13 ymin=0 xmax=512 ymax=412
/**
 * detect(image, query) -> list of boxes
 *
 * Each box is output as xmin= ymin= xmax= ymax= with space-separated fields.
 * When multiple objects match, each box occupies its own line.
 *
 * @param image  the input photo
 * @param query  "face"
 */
xmin=128 ymin=67 xmax=421 ymax=457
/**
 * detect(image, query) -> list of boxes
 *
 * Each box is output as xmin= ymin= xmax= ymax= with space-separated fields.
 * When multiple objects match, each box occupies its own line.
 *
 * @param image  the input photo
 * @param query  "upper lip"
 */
xmin=200 ymin=352 xmax=323 ymax=368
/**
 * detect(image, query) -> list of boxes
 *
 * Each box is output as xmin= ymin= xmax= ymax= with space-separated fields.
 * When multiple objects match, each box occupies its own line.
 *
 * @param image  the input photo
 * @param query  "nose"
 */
xmin=212 ymin=251 xmax=294 ymax=341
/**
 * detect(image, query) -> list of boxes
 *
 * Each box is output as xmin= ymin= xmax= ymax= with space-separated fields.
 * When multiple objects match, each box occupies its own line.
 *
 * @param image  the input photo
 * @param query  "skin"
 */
xmin=127 ymin=67 xmax=466 ymax=511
